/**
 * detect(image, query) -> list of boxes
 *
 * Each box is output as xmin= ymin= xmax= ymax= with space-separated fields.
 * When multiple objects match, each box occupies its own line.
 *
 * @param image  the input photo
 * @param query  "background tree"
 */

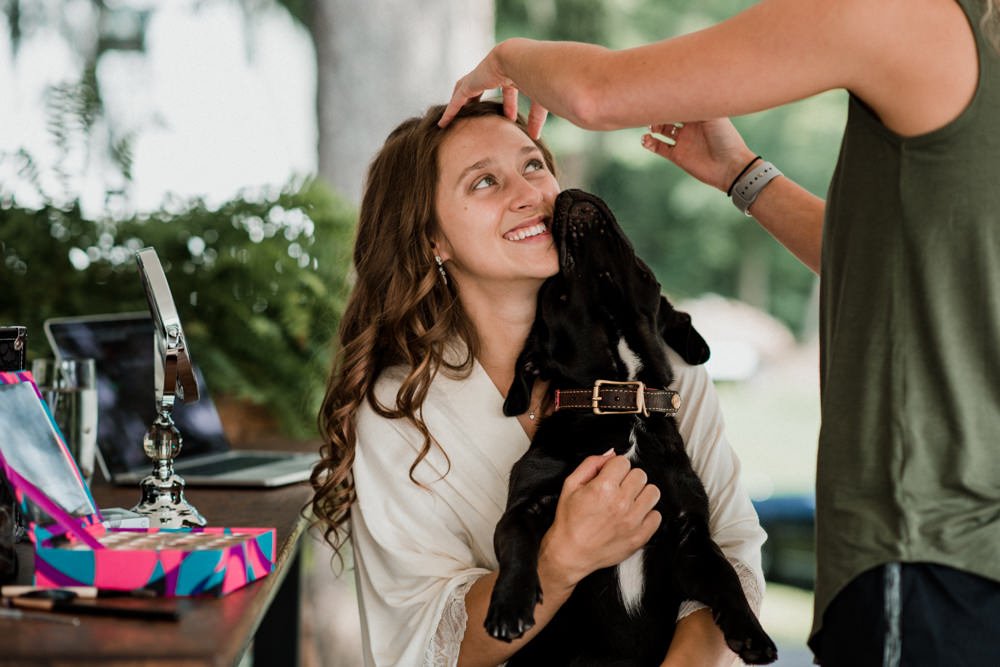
xmin=303 ymin=0 xmax=494 ymax=204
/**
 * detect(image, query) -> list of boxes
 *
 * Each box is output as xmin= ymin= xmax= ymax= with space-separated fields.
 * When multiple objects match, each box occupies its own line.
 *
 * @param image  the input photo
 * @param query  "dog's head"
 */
xmin=504 ymin=189 xmax=709 ymax=416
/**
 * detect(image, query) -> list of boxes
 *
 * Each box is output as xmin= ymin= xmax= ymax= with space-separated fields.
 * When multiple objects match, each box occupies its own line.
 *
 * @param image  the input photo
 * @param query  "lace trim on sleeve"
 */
xmin=424 ymin=576 xmax=478 ymax=667
xmin=729 ymin=556 xmax=764 ymax=616
xmin=675 ymin=557 xmax=765 ymax=622
xmin=677 ymin=598 xmax=709 ymax=621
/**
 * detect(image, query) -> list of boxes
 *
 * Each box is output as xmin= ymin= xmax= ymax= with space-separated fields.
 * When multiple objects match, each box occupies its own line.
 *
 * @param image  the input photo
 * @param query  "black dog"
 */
xmin=486 ymin=189 xmax=777 ymax=666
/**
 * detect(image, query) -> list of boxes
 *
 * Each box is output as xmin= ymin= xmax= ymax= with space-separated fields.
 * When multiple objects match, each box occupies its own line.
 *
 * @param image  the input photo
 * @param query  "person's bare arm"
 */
xmin=441 ymin=0 xmax=975 ymax=143
xmin=740 ymin=177 xmax=824 ymax=274
xmin=441 ymin=0 xmax=856 ymax=135
xmin=660 ymin=608 xmax=741 ymax=667
xmin=456 ymin=558 xmax=573 ymax=667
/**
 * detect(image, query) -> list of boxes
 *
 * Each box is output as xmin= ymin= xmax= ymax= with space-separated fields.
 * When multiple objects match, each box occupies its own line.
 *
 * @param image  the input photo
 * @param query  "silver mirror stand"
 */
xmin=131 ymin=248 xmax=206 ymax=528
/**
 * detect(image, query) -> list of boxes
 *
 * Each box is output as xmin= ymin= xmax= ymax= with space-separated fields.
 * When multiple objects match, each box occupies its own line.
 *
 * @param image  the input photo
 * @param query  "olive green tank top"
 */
xmin=812 ymin=0 xmax=1000 ymax=645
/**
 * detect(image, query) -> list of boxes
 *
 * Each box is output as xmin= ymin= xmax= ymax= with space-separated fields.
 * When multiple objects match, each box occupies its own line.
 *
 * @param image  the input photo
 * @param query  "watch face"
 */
xmin=135 ymin=248 xmax=199 ymax=407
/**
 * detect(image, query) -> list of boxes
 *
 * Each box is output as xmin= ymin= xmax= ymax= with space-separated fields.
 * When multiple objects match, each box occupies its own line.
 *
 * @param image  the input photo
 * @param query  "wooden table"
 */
xmin=1 ymin=480 xmax=314 ymax=666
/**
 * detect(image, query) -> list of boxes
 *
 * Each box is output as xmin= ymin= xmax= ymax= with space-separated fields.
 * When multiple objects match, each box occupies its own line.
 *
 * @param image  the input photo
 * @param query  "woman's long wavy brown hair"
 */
xmin=310 ymin=101 xmax=556 ymax=554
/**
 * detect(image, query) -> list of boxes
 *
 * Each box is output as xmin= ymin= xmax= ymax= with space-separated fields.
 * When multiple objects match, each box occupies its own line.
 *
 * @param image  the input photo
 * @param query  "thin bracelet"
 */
xmin=726 ymin=156 xmax=762 ymax=196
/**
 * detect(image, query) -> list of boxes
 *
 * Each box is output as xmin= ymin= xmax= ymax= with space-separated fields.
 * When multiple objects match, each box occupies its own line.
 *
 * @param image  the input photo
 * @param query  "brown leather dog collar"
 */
xmin=554 ymin=380 xmax=681 ymax=417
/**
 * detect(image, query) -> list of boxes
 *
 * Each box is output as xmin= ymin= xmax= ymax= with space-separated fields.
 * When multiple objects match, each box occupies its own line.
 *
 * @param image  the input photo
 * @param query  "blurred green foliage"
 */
xmin=497 ymin=0 xmax=846 ymax=336
xmin=1 ymin=46 xmax=356 ymax=440
xmin=1 ymin=0 xmax=851 ymax=444
xmin=0 ymin=167 xmax=355 ymax=439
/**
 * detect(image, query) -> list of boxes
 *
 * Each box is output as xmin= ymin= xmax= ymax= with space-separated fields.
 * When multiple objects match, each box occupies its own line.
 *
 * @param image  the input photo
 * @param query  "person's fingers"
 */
xmin=502 ymin=86 xmax=520 ymax=121
xmin=619 ymin=466 xmax=649 ymax=500
xmin=632 ymin=482 xmax=661 ymax=517
xmin=638 ymin=508 xmax=662 ymax=540
xmin=565 ymin=449 xmax=616 ymax=487
xmin=526 ymin=102 xmax=549 ymax=140
xmin=591 ymin=454 xmax=632 ymax=487
xmin=438 ymin=79 xmax=480 ymax=129
xmin=641 ymin=133 xmax=676 ymax=159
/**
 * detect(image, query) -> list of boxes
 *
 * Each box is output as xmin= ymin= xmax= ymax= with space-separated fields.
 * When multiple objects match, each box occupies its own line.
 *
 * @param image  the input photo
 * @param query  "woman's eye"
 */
xmin=524 ymin=158 xmax=544 ymax=173
xmin=472 ymin=175 xmax=498 ymax=190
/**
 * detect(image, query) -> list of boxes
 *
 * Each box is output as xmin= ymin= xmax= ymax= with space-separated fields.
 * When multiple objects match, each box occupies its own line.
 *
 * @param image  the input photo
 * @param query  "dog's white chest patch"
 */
xmin=624 ymin=427 xmax=639 ymax=461
xmin=617 ymin=548 xmax=645 ymax=616
xmin=616 ymin=337 xmax=643 ymax=379
xmin=614 ymin=336 xmax=646 ymax=614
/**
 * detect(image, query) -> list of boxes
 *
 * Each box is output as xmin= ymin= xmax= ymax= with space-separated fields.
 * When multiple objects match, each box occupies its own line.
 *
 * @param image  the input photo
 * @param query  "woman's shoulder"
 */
xmin=355 ymin=355 xmax=483 ymax=454
xmin=367 ymin=362 xmax=476 ymax=412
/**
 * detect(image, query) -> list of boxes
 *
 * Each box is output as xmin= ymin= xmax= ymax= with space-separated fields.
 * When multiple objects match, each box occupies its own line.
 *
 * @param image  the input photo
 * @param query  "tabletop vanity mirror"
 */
xmin=131 ymin=247 xmax=207 ymax=528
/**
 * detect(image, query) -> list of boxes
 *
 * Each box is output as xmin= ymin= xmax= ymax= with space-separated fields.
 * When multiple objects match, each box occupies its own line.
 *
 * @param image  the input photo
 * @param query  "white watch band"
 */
xmin=731 ymin=161 xmax=782 ymax=215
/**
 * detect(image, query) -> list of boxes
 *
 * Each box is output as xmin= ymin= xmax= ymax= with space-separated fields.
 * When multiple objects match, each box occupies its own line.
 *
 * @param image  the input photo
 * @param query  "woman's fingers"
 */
xmin=619 ymin=466 xmax=649 ymax=500
xmin=631 ymin=483 xmax=662 ymax=521
xmin=546 ymin=453 xmax=665 ymax=580
xmin=639 ymin=508 xmax=663 ymax=541
xmin=565 ymin=449 xmax=617 ymax=487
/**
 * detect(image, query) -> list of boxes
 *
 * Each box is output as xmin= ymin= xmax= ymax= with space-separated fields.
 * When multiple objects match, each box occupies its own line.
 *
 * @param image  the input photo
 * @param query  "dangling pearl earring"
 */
xmin=434 ymin=254 xmax=448 ymax=285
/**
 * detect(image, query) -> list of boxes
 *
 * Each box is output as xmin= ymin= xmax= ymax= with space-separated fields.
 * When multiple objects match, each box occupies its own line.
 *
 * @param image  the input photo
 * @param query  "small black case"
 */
xmin=0 ymin=325 xmax=29 ymax=573
xmin=0 ymin=326 xmax=27 ymax=372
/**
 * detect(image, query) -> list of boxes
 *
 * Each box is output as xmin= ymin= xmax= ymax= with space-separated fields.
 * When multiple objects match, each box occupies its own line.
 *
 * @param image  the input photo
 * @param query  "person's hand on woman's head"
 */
xmin=642 ymin=119 xmax=757 ymax=194
xmin=439 ymin=41 xmax=549 ymax=140
xmin=537 ymin=452 xmax=662 ymax=593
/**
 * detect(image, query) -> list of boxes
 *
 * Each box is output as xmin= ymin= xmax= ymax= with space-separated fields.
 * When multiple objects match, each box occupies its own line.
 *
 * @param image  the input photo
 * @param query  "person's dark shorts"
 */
xmin=813 ymin=562 xmax=1000 ymax=667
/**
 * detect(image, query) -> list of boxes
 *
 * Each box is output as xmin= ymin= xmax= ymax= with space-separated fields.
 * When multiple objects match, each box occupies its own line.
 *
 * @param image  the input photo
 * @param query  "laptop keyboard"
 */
xmin=176 ymin=454 xmax=289 ymax=477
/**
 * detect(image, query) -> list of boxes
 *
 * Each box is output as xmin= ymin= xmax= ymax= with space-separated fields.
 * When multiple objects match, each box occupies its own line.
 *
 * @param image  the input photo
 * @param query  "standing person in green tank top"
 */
xmin=441 ymin=0 xmax=1000 ymax=664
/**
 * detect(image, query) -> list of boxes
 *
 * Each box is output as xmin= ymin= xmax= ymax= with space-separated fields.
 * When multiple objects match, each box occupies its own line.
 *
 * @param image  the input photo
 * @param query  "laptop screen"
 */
xmin=44 ymin=313 xmax=231 ymax=475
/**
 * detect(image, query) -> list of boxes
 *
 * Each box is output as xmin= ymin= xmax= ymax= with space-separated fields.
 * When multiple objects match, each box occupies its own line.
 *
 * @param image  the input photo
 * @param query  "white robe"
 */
xmin=350 ymin=346 xmax=767 ymax=666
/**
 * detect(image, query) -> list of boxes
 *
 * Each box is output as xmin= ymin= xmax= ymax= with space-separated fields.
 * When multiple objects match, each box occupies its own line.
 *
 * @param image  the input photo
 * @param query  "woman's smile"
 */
xmin=504 ymin=220 xmax=550 ymax=242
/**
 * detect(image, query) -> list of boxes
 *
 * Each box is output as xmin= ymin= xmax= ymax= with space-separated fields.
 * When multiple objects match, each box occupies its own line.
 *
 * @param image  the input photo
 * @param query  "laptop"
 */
xmin=43 ymin=312 xmax=318 ymax=487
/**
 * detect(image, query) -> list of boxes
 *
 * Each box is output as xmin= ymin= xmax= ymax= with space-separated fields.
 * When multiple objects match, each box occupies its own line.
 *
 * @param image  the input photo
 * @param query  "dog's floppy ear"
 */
xmin=658 ymin=296 xmax=711 ymax=365
xmin=503 ymin=352 xmax=539 ymax=417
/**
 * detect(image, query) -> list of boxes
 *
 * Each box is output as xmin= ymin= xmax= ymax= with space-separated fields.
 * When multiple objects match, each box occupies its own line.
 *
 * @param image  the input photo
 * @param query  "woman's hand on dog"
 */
xmin=538 ymin=451 xmax=662 ymax=591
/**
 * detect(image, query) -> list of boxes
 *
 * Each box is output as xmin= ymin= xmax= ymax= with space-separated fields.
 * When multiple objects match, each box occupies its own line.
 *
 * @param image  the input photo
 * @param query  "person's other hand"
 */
xmin=642 ymin=119 xmax=757 ymax=194
xmin=538 ymin=452 xmax=661 ymax=591
xmin=438 ymin=40 xmax=549 ymax=139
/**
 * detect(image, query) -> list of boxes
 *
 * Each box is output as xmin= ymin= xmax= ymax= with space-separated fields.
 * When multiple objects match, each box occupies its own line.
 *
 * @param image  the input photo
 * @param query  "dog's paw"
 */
xmin=484 ymin=579 xmax=543 ymax=642
xmin=717 ymin=609 xmax=778 ymax=664
xmin=726 ymin=634 xmax=778 ymax=665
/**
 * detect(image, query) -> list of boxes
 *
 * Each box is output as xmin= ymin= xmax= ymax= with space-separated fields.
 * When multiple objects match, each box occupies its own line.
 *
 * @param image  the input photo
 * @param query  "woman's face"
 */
xmin=433 ymin=115 xmax=560 ymax=292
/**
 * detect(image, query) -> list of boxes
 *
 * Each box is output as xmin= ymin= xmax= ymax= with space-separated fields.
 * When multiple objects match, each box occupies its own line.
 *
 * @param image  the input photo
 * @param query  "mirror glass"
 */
xmin=0 ymin=380 xmax=96 ymax=521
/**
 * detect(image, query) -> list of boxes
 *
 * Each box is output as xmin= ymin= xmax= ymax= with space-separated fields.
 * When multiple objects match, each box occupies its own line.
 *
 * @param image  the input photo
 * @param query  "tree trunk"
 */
xmin=302 ymin=5 xmax=494 ymax=664
xmin=311 ymin=0 xmax=494 ymax=205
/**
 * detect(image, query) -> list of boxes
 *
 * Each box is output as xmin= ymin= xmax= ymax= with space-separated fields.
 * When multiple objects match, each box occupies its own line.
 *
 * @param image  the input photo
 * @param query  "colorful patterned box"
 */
xmin=0 ymin=371 xmax=275 ymax=597
xmin=31 ymin=523 xmax=275 ymax=596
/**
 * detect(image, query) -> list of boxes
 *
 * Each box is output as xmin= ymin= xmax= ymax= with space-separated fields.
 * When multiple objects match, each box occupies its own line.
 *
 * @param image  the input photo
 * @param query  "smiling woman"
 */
xmin=310 ymin=101 xmax=767 ymax=667
xmin=432 ymin=113 xmax=561 ymax=315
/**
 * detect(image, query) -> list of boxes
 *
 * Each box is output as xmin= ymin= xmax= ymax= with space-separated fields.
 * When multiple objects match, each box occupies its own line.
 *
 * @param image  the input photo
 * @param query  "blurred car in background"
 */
xmin=752 ymin=492 xmax=816 ymax=590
